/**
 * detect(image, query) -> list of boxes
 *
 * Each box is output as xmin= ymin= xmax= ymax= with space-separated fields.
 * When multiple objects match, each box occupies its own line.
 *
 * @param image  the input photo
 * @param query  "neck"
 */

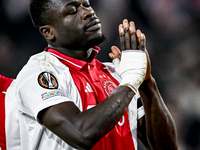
xmin=48 ymin=45 xmax=95 ymax=62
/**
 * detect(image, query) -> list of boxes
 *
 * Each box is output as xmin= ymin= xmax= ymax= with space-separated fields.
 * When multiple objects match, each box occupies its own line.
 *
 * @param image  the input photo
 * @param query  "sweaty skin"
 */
xmin=36 ymin=0 xmax=178 ymax=149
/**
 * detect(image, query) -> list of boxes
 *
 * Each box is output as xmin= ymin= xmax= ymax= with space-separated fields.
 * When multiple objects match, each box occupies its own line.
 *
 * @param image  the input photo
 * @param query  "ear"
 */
xmin=39 ymin=25 xmax=55 ymax=41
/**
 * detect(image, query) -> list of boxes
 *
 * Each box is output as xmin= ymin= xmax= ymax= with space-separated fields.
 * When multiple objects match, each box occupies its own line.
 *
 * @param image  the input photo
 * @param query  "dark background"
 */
xmin=1 ymin=0 xmax=200 ymax=149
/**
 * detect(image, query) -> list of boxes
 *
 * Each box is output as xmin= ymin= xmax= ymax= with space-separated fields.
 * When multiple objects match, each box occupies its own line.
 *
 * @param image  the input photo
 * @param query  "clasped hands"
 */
xmin=109 ymin=19 xmax=151 ymax=93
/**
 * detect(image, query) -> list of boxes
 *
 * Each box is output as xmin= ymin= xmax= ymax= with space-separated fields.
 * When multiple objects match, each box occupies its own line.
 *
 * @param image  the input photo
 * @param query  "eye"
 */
xmin=69 ymin=6 xmax=77 ymax=14
xmin=83 ymin=2 xmax=91 ymax=7
xmin=84 ymin=4 xmax=91 ymax=7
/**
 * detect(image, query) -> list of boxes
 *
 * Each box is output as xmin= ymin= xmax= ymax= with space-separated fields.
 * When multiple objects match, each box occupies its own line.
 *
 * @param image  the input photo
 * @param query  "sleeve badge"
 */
xmin=38 ymin=72 xmax=58 ymax=89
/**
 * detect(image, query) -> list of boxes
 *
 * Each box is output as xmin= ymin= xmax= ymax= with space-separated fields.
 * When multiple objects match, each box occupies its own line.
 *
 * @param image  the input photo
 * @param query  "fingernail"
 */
xmin=141 ymin=34 xmax=144 ymax=39
xmin=110 ymin=54 xmax=114 ymax=59
xmin=129 ymin=26 xmax=133 ymax=33
xmin=124 ymin=23 xmax=128 ymax=29
xmin=123 ymin=19 xmax=128 ymax=23
xmin=123 ymin=20 xmax=128 ymax=29
xmin=120 ymin=27 xmax=123 ymax=32
xmin=129 ymin=22 xmax=135 ymax=32
xmin=120 ymin=27 xmax=124 ymax=35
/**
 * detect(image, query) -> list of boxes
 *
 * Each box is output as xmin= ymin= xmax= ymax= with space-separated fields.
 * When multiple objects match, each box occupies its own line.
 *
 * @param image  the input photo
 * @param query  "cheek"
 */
xmin=62 ymin=18 xmax=84 ymax=34
xmin=77 ymin=23 xmax=83 ymax=30
xmin=63 ymin=17 xmax=71 ymax=24
xmin=58 ymin=26 xmax=85 ymax=45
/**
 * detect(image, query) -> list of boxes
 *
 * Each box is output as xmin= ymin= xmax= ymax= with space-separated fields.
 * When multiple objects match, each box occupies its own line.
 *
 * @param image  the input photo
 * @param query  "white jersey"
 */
xmin=15 ymin=50 xmax=144 ymax=150
xmin=0 ymin=76 xmax=21 ymax=150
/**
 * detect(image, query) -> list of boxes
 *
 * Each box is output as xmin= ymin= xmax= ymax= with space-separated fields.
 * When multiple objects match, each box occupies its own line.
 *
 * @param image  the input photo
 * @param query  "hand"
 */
xmin=119 ymin=19 xmax=145 ymax=51
xmin=109 ymin=19 xmax=151 ymax=81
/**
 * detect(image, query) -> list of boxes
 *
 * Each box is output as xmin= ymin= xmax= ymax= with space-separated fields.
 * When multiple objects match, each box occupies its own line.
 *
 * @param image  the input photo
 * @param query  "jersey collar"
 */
xmin=45 ymin=46 xmax=103 ymax=70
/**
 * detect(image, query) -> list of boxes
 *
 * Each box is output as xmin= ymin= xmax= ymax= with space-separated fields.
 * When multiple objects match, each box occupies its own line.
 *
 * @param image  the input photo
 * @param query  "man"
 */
xmin=15 ymin=0 xmax=178 ymax=149
xmin=0 ymin=75 xmax=21 ymax=150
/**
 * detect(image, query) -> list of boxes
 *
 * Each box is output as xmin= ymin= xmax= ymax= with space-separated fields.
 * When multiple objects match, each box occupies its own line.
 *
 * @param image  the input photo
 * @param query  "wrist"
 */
xmin=139 ymin=75 xmax=156 ymax=91
xmin=119 ymin=83 xmax=137 ymax=94
xmin=119 ymin=71 xmax=145 ymax=93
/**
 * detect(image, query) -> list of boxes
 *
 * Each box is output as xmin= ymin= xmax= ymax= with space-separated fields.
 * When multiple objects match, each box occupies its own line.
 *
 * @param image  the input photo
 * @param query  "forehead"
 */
xmin=47 ymin=0 xmax=79 ymax=11
xmin=50 ymin=0 xmax=89 ymax=9
xmin=53 ymin=0 xmax=88 ymax=5
xmin=48 ymin=0 xmax=90 ymax=15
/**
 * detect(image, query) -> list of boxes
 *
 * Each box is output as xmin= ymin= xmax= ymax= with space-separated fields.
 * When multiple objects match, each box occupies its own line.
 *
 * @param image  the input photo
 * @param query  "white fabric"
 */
xmin=5 ymin=80 xmax=21 ymax=149
xmin=113 ymin=50 xmax=147 ymax=93
xmin=15 ymin=51 xmax=145 ymax=150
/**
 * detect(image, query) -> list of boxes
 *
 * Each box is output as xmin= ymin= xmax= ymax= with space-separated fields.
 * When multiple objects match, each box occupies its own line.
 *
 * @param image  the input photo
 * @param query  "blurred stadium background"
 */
xmin=1 ymin=0 xmax=200 ymax=149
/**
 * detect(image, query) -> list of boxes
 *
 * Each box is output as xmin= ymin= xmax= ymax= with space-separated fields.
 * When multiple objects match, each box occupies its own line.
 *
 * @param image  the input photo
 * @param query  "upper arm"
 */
xmin=38 ymin=101 xmax=80 ymax=129
xmin=38 ymin=101 xmax=94 ymax=149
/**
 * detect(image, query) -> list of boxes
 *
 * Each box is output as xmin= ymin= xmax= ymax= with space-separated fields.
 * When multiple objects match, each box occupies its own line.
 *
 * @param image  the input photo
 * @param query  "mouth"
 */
xmin=85 ymin=19 xmax=101 ymax=32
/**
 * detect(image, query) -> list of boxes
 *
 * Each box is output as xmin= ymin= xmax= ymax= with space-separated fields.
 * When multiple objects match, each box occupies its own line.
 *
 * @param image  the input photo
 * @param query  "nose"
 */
xmin=82 ymin=8 xmax=95 ymax=20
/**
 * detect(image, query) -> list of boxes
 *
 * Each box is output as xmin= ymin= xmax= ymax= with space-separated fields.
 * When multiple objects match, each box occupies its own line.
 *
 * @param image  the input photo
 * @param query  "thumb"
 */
xmin=109 ymin=46 xmax=121 ymax=69
xmin=111 ymin=46 xmax=121 ymax=60
xmin=109 ymin=52 xmax=120 ymax=68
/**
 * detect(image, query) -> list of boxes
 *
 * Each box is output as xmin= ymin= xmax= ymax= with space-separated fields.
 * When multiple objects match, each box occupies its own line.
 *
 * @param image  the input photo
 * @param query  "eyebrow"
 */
xmin=65 ymin=0 xmax=81 ymax=7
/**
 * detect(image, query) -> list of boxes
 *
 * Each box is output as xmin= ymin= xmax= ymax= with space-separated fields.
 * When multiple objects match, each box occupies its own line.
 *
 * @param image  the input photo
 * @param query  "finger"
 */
xmin=119 ymin=24 xmax=125 ymax=51
xmin=110 ymin=46 xmax=121 ymax=68
xmin=111 ymin=46 xmax=121 ymax=60
xmin=109 ymin=53 xmax=114 ymax=60
xmin=109 ymin=52 xmax=120 ymax=68
xmin=139 ymin=33 xmax=146 ymax=51
xmin=129 ymin=21 xmax=137 ymax=49
xmin=123 ymin=19 xmax=131 ymax=50
xmin=136 ymin=29 xmax=141 ymax=49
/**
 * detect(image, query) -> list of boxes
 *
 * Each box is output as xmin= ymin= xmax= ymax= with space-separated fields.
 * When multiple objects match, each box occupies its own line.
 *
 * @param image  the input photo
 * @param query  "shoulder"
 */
xmin=15 ymin=52 xmax=76 ymax=101
xmin=16 ymin=52 xmax=69 ymax=86
xmin=26 ymin=51 xmax=66 ymax=70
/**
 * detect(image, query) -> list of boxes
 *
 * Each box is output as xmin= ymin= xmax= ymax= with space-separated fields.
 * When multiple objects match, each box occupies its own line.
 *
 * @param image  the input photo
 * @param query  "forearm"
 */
xmin=139 ymin=75 xmax=178 ymax=150
xmin=42 ymin=86 xmax=135 ymax=149
xmin=74 ymin=86 xmax=134 ymax=147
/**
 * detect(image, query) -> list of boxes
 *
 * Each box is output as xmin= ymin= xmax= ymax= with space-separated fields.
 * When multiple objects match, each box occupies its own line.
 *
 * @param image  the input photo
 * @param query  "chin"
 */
xmin=86 ymin=34 xmax=107 ymax=48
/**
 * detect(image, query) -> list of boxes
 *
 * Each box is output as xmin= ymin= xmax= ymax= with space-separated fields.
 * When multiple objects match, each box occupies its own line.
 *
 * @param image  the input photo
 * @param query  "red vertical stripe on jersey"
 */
xmin=0 ymin=91 xmax=6 ymax=150
xmin=69 ymin=61 xmax=135 ymax=150
xmin=0 ymin=75 xmax=13 ymax=150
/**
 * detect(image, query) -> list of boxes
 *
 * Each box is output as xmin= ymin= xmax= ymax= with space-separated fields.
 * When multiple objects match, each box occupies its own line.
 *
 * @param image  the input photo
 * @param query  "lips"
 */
xmin=85 ymin=19 xmax=101 ymax=32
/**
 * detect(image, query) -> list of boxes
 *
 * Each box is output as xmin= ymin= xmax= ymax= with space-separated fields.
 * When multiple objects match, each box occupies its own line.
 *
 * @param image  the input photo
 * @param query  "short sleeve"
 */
xmin=17 ymin=71 xmax=73 ymax=121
